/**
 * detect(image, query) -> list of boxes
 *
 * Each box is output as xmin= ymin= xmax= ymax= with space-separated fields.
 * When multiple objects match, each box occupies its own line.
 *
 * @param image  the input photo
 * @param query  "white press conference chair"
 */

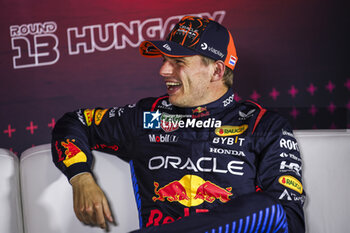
xmin=20 ymin=144 xmax=139 ymax=233
xmin=17 ymin=129 xmax=350 ymax=233
xmin=0 ymin=148 xmax=23 ymax=233
xmin=294 ymin=129 xmax=350 ymax=233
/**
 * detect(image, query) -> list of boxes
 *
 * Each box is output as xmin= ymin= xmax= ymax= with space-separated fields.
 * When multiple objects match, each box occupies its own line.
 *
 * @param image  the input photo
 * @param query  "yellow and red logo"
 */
xmin=215 ymin=125 xmax=248 ymax=136
xmin=61 ymin=139 xmax=87 ymax=167
xmin=278 ymin=175 xmax=303 ymax=194
xmin=84 ymin=109 xmax=95 ymax=126
xmin=192 ymin=107 xmax=209 ymax=118
xmin=192 ymin=107 xmax=207 ymax=114
xmin=152 ymin=175 xmax=233 ymax=207
xmin=94 ymin=109 xmax=108 ymax=125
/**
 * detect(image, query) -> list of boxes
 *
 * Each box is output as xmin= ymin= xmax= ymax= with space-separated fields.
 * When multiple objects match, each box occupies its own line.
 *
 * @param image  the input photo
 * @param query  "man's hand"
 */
xmin=70 ymin=173 xmax=114 ymax=229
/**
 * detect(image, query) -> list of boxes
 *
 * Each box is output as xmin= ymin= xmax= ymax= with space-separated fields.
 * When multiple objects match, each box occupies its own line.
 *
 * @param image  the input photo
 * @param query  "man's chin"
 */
xmin=168 ymin=96 xmax=185 ymax=108
xmin=169 ymin=96 xmax=195 ymax=108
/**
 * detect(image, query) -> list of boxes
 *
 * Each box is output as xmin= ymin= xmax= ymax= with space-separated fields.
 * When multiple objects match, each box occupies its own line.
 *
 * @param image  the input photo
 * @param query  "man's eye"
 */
xmin=175 ymin=59 xmax=184 ymax=64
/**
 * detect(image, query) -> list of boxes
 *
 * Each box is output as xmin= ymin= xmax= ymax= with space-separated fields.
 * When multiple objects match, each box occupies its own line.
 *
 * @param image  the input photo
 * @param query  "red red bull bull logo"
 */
xmin=61 ymin=139 xmax=87 ymax=167
xmin=152 ymin=175 xmax=233 ymax=207
xmin=194 ymin=181 xmax=232 ymax=203
xmin=152 ymin=181 xmax=189 ymax=202
xmin=192 ymin=106 xmax=210 ymax=118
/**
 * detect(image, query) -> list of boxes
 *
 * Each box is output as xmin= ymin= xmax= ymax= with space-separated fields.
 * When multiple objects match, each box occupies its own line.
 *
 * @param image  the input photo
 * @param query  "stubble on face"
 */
xmin=161 ymin=55 xmax=213 ymax=108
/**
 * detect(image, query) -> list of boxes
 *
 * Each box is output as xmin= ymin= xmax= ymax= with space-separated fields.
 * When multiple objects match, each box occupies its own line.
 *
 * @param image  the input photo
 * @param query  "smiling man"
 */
xmin=52 ymin=16 xmax=305 ymax=232
xmin=159 ymin=55 xmax=227 ymax=107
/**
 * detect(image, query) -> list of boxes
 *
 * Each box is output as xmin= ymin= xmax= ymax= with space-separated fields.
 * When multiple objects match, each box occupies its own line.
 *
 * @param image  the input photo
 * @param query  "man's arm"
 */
xmin=254 ymin=112 xmax=306 ymax=233
xmin=51 ymin=106 xmax=137 ymax=228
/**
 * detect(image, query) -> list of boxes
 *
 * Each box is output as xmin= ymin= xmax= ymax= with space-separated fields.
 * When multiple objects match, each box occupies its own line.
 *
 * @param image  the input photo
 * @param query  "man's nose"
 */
xmin=159 ymin=60 xmax=173 ymax=77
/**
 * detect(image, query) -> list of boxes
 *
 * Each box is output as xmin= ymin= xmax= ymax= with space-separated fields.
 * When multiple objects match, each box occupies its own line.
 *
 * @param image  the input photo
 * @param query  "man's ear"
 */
xmin=211 ymin=60 xmax=225 ymax=82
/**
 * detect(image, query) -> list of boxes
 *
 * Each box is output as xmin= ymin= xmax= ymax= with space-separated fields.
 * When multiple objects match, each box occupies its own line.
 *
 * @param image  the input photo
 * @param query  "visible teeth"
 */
xmin=166 ymin=82 xmax=181 ymax=87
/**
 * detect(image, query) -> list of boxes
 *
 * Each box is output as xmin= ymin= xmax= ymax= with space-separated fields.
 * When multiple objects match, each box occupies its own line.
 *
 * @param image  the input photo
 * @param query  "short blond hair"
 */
xmin=201 ymin=56 xmax=234 ymax=88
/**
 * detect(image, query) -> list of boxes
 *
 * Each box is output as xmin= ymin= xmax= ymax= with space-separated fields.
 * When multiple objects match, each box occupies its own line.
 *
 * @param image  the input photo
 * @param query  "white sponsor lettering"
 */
xmin=280 ymin=189 xmax=306 ymax=204
xmin=280 ymin=138 xmax=299 ymax=152
xmin=209 ymin=147 xmax=245 ymax=156
xmin=282 ymin=129 xmax=295 ymax=138
xmin=238 ymin=109 xmax=256 ymax=120
xmin=109 ymin=107 xmax=118 ymax=118
xmin=279 ymin=189 xmax=292 ymax=201
xmin=212 ymin=137 xmax=245 ymax=146
xmin=201 ymin=42 xmax=208 ymax=50
xmin=157 ymin=100 xmax=172 ymax=110
xmin=162 ymin=100 xmax=172 ymax=107
xmin=223 ymin=94 xmax=234 ymax=107
xmin=207 ymin=46 xmax=224 ymax=58
xmin=280 ymin=161 xmax=301 ymax=176
xmin=163 ymin=43 xmax=171 ymax=51
xmin=148 ymin=156 xmax=244 ymax=176
xmin=117 ymin=108 xmax=124 ymax=116
xmin=77 ymin=109 xmax=86 ymax=125
xmin=291 ymin=193 xmax=306 ymax=205
xmin=149 ymin=134 xmax=178 ymax=143
xmin=280 ymin=152 xmax=302 ymax=162
xmin=109 ymin=107 xmax=126 ymax=118
xmin=280 ymin=152 xmax=288 ymax=158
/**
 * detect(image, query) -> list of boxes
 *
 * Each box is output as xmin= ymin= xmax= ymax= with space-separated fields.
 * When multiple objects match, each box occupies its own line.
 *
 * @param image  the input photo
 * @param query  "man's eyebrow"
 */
xmin=175 ymin=57 xmax=186 ymax=61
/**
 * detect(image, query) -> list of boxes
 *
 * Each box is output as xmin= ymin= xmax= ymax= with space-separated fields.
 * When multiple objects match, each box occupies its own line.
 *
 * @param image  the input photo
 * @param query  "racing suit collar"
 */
xmin=172 ymin=88 xmax=236 ymax=117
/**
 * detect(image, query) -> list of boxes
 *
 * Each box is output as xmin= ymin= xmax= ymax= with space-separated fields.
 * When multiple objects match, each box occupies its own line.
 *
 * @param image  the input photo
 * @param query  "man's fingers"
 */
xmin=75 ymin=198 xmax=95 ymax=226
xmin=71 ymin=174 xmax=111 ymax=228
xmin=74 ymin=206 xmax=85 ymax=223
xmin=102 ymin=198 xmax=114 ymax=223
xmin=73 ymin=195 xmax=91 ymax=225
xmin=84 ymin=205 xmax=96 ymax=225
xmin=94 ymin=202 xmax=106 ymax=229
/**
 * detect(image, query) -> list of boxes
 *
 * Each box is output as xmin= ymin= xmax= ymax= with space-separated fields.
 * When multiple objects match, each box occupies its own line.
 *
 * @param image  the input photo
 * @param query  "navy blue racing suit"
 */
xmin=52 ymin=89 xmax=305 ymax=232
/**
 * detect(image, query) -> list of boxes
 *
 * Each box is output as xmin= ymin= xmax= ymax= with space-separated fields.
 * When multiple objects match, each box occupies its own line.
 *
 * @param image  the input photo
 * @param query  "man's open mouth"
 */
xmin=166 ymin=82 xmax=181 ymax=88
xmin=166 ymin=81 xmax=182 ymax=94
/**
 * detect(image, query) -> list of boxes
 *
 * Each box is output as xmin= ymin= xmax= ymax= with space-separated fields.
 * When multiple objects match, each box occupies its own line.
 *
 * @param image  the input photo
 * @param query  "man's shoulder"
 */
xmin=137 ymin=94 xmax=170 ymax=111
xmin=239 ymin=100 xmax=285 ymax=120
xmin=237 ymin=99 xmax=291 ymax=133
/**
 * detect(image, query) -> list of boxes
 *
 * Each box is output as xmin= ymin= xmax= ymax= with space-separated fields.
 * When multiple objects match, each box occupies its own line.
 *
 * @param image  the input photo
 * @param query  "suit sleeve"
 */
xmin=254 ymin=112 xmax=306 ymax=233
xmin=51 ymin=104 xmax=138 ymax=181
